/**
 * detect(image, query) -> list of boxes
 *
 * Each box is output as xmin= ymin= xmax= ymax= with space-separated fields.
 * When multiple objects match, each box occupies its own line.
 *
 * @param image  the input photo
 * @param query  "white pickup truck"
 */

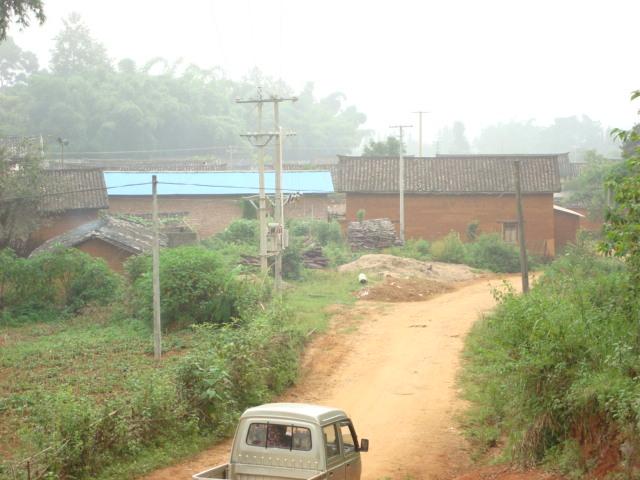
xmin=193 ymin=403 xmax=369 ymax=480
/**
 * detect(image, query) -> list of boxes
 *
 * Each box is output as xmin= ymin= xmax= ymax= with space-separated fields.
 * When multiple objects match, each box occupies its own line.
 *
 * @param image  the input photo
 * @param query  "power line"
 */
xmin=0 ymin=182 xmax=152 ymax=204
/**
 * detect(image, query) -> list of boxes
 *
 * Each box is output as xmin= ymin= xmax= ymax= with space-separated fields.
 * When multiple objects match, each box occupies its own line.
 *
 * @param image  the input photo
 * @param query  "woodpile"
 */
xmin=302 ymin=245 xmax=329 ymax=269
xmin=347 ymin=218 xmax=398 ymax=250
xmin=239 ymin=246 xmax=330 ymax=270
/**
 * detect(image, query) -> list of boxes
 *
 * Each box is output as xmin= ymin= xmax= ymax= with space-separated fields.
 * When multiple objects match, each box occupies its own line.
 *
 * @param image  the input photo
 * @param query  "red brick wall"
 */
xmin=29 ymin=209 xmax=100 ymax=250
xmin=345 ymin=193 xmax=556 ymax=256
xmin=554 ymin=210 xmax=581 ymax=253
xmin=109 ymin=195 xmax=331 ymax=239
xmin=78 ymin=238 xmax=133 ymax=273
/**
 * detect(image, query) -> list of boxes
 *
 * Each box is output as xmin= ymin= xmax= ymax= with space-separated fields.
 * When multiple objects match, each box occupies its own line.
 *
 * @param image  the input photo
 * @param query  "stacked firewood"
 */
xmin=347 ymin=218 xmax=398 ymax=249
xmin=239 ymin=247 xmax=329 ymax=270
xmin=302 ymin=245 xmax=329 ymax=269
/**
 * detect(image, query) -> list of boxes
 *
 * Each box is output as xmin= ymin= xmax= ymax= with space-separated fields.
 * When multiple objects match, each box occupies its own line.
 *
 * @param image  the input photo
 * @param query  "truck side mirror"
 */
xmin=359 ymin=438 xmax=369 ymax=452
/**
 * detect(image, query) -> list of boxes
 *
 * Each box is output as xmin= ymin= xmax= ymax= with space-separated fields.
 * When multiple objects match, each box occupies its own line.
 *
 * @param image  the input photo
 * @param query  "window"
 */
xmin=339 ymin=422 xmax=356 ymax=454
xmin=502 ymin=222 xmax=519 ymax=243
xmin=323 ymin=424 xmax=340 ymax=459
xmin=246 ymin=423 xmax=311 ymax=451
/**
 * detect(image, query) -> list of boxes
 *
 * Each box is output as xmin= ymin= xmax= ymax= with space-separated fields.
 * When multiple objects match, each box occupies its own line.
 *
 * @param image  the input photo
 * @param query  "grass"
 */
xmin=0 ymin=270 xmax=364 ymax=479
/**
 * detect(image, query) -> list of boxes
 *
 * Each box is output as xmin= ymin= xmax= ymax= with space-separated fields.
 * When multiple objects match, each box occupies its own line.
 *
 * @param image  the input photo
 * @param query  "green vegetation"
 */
xmin=0 ymin=239 xmax=362 ymax=480
xmin=460 ymin=246 xmax=638 ymax=475
xmin=385 ymin=238 xmax=431 ymax=261
xmin=464 ymin=234 xmax=521 ymax=273
xmin=431 ymin=231 xmax=466 ymax=264
xmin=0 ymin=16 xmax=366 ymax=161
xmin=603 ymin=90 xmax=640 ymax=286
xmin=126 ymin=246 xmax=265 ymax=329
xmin=0 ymin=248 xmax=120 ymax=324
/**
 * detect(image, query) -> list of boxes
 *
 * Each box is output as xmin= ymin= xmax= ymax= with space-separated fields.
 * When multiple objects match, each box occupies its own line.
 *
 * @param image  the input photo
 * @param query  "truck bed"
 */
xmin=192 ymin=463 xmax=327 ymax=480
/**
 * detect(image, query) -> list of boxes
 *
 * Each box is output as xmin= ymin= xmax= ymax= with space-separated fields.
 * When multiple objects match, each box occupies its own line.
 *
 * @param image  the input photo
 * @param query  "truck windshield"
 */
xmin=246 ymin=423 xmax=312 ymax=451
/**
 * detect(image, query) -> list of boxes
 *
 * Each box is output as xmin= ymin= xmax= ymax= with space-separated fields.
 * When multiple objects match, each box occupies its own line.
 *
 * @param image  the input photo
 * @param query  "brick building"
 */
xmin=30 ymin=216 xmax=168 ymax=273
xmin=105 ymin=171 xmax=334 ymax=238
xmin=333 ymin=155 xmax=562 ymax=257
xmin=29 ymin=169 xmax=108 ymax=250
xmin=553 ymin=205 xmax=585 ymax=253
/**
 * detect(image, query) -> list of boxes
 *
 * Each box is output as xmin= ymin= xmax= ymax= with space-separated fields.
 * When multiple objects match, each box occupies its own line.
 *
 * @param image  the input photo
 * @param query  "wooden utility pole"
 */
xmin=390 ymin=124 xmax=412 ymax=243
xmin=413 ymin=111 xmax=429 ymax=157
xmin=513 ymin=160 xmax=530 ymax=294
xmin=151 ymin=175 xmax=162 ymax=360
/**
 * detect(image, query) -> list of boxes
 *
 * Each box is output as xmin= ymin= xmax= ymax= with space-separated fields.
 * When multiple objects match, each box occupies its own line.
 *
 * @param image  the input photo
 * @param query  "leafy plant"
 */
xmin=126 ymin=246 xmax=264 ymax=329
xmin=464 ymin=234 xmax=521 ymax=272
xmin=431 ymin=231 xmax=465 ymax=263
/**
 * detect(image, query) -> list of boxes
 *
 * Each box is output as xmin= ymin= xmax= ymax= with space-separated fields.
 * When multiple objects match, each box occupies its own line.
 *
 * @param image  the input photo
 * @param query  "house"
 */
xmin=29 ymin=215 xmax=168 ymax=272
xmin=29 ymin=169 xmax=109 ymax=250
xmin=105 ymin=171 xmax=335 ymax=238
xmin=333 ymin=154 xmax=563 ymax=257
xmin=553 ymin=205 xmax=585 ymax=252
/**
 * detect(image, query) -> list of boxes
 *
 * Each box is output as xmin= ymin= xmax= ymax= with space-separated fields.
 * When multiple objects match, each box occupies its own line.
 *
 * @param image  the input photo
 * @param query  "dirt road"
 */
xmin=142 ymin=275 xmax=519 ymax=480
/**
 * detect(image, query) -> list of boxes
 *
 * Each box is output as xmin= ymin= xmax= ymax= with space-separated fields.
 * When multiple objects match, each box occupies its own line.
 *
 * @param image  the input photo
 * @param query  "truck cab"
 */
xmin=194 ymin=403 xmax=369 ymax=480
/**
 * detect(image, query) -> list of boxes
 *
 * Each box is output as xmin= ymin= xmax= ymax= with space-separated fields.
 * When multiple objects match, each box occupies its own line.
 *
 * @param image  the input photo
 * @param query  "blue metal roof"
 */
xmin=104 ymin=171 xmax=334 ymax=196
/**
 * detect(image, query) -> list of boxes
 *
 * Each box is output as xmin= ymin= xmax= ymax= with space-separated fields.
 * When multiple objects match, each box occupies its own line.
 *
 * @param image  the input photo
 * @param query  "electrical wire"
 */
xmin=157 ymin=181 xmax=331 ymax=194
xmin=0 ymin=182 xmax=152 ymax=204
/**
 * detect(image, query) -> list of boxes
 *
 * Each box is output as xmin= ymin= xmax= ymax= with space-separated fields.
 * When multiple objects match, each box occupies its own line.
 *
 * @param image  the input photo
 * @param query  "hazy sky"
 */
xmin=9 ymin=0 xmax=640 ymax=143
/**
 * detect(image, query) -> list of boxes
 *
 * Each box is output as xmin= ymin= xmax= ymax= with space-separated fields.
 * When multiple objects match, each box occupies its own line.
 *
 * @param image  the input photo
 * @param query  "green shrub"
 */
xmin=215 ymin=219 xmax=259 ymax=245
xmin=240 ymin=198 xmax=258 ymax=220
xmin=461 ymin=249 xmax=638 ymax=471
xmin=464 ymin=234 xmax=521 ymax=272
xmin=288 ymin=219 xmax=343 ymax=246
xmin=386 ymin=238 xmax=431 ymax=261
xmin=127 ymin=246 xmax=264 ymax=329
xmin=283 ymin=240 xmax=303 ymax=280
xmin=0 ymin=248 xmax=120 ymax=322
xmin=323 ymin=242 xmax=353 ymax=267
xmin=431 ymin=231 xmax=466 ymax=263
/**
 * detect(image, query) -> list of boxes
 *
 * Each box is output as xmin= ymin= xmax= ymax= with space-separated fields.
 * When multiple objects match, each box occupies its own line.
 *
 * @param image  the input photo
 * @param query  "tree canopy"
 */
xmin=361 ymin=136 xmax=403 ymax=156
xmin=0 ymin=0 xmax=45 ymax=41
xmin=0 ymin=16 xmax=367 ymax=162
xmin=602 ymin=90 xmax=640 ymax=283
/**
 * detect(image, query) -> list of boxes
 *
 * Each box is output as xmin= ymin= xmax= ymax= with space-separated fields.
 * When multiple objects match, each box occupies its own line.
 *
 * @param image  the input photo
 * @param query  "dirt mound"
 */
xmin=339 ymin=253 xmax=480 ymax=283
xmin=358 ymin=277 xmax=452 ymax=302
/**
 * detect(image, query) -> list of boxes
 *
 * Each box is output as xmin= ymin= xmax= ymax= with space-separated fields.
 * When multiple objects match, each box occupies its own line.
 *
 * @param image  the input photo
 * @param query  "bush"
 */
xmin=323 ymin=242 xmax=353 ymax=267
xmin=386 ymin=238 xmax=431 ymax=261
xmin=431 ymin=231 xmax=466 ymax=263
xmin=215 ymin=219 xmax=259 ymax=245
xmin=464 ymin=234 xmax=522 ymax=272
xmin=126 ymin=246 xmax=264 ymax=329
xmin=288 ymin=219 xmax=343 ymax=246
xmin=0 ymin=248 xmax=120 ymax=322
xmin=461 ymin=249 xmax=638 ymax=471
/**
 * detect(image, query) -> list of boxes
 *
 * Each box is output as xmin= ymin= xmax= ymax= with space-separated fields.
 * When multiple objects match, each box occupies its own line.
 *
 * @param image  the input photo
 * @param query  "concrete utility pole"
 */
xmin=413 ymin=111 xmax=429 ymax=157
xmin=237 ymin=90 xmax=297 ymax=279
xmin=151 ymin=175 xmax=162 ymax=360
xmin=390 ymin=124 xmax=412 ymax=243
xmin=274 ymin=127 xmax=284 ymax=291
xmin=513 ymin=160 xmax=530 ymax=294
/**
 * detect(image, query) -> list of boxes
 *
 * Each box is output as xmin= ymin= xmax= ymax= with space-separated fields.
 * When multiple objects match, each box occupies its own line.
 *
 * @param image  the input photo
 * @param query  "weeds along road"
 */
xmin=141 ymin=275 xmax=520 ymax=480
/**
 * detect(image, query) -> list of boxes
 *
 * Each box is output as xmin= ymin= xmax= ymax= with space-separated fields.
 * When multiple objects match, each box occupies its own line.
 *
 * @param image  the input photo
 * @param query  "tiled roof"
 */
xmin=41 ymin=169 xmax=108 ymax=212
xmin=30 ymin=216 xmax=167 ymax=256
xmin=334 ymin=155 xmax=561 ymax=194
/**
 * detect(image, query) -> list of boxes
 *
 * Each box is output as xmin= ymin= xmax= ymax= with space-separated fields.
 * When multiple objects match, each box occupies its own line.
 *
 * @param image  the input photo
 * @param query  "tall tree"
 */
xmin=362 ymin=136 xmax=403 ymax=156
xmin=50 ymin=13 xmax=111 ymax=76
xmin=602 ymin=90 xmax=640 ymax=283
xmin=437 ymin=121 xmax=470 ymax=154
xmin=0 ymin=146 xmax=44 ymax=253
xmin=0 ymin=0 xmax=45 ymax=41
xmin=0 ymin=36 xmax=38 ymax=87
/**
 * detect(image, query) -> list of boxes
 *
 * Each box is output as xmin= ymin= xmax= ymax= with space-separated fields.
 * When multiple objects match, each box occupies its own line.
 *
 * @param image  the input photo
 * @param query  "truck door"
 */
xmin=339 ymin=421 xmax=362 ymax=480
xmin=323 ymin=424 xmax=346 ymax=480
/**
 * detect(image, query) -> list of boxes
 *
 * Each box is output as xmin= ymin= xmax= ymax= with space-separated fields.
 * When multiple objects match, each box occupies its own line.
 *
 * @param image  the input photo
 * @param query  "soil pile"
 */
xmin=358 ymin=277 xmax=452 ymax=302
xmin=339 ymin=253 xmax=480 ymax=283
